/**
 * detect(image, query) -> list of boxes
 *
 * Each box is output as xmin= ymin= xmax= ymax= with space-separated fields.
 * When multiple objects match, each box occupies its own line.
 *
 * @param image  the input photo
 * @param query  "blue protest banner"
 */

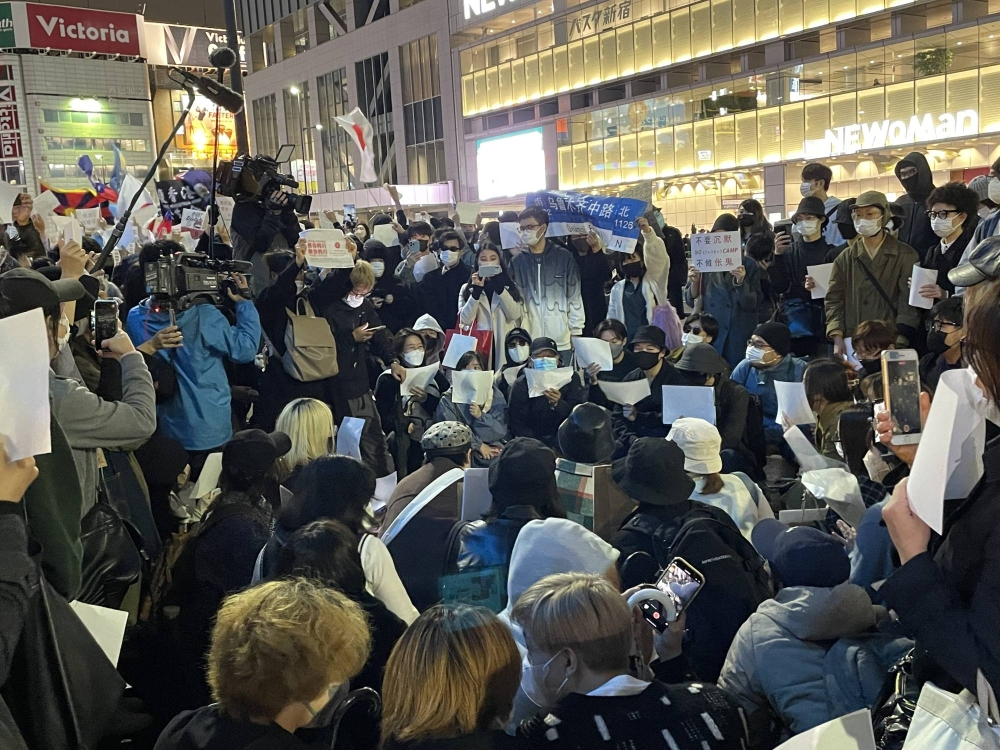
xmin=526 ymin=190 xmax=648 ymax=253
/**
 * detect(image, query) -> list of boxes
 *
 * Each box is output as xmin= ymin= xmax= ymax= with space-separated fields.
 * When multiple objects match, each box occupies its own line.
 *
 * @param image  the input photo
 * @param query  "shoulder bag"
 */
xmin=282 ymin=297 xmax=339 ymax=382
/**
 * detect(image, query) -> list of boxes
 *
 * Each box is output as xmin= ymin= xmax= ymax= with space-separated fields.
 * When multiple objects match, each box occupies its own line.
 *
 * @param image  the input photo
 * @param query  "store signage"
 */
xmin=0 ymin=84 xmax=21 ymax=158
xmin=464 ymin=0 xmax=517 ymax=20
xmin=26 ymin=4 xmax=141 ymax=56
xmin=145 ymin=23 xmax=247 ymax=69
xmin=566 ymin=0 xmax=633 ymax=40
xmin=0 ymin=4 xmax=13 ymax=48
xmin=808 ymin=110 xmax=979 ymax=157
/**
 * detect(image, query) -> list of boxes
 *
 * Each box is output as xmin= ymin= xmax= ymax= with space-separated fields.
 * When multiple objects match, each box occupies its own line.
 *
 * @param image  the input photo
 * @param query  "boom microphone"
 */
xmin=169 ymin=67 xmax=244 ymax=114
xmin=208 ymin=46 xmax=238 ymax=69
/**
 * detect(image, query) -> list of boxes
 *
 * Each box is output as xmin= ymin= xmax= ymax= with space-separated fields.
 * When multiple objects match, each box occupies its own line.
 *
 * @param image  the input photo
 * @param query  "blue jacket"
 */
xmin=731 ymin=355 xmax=807 ymax=444
xmin=126 ymin=299 xmax=261 ymax=451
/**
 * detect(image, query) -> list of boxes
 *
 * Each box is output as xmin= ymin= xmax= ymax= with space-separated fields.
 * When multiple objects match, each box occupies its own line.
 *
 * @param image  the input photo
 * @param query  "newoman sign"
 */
xmin=805 ymin=110 xmax=979 ymax=158
xmin=463 ymin=0 xmax=517 ymax=20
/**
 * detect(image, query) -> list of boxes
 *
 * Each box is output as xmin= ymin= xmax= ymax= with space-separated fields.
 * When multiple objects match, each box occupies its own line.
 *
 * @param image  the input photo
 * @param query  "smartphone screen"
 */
xmin=92 ymin=299 xmax=119 ymax=347
xmin=641 ymin=557 xmax=705 ymax=632
xmin=882 ymin=350 xmax=922 ymax=442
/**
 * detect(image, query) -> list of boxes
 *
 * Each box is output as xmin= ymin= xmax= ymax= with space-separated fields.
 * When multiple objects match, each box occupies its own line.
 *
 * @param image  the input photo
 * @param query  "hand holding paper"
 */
xmin=453 ymin=370 xmax=494 ymax=405
xmin=443 ymin=334 xmax=477 ymax=368
xmin=526 ymin=367 xmax=573 ymax=398
xmin=400 ymin=363 xmax=440 ymax=398
xmin=661 ymin=385 xmax=716 ymax=424
xmin=908 ymin=265 xmax=938 ymax=310
xmin=572 ymin=337 xmax=613 ymax=372
xmin=0 ymin=309 xmax=52 ymax=461
xmin=774 ymin=380 xmax=816 ymax=426
xmin=598 ymin=378 xmax=651 ymax=406
xmin=806 ymin=263 xmax=834 ymax=299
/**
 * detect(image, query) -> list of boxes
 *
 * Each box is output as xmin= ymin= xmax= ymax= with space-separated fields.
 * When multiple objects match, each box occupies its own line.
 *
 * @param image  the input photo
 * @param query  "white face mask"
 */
xmin=799 ymin=181 xmax=815 ymax=198
xmin=989 ymin=177 xmax=1000 ymax=205
xmin=509 ymin=344 xmax=529 ymax=363
xmin=371 ymin=261 xmax=385 ymax=278
xmin=57 ymin=315 xmax=71 ymax=351
xmin=402 ymin=349 xmax=424 ymax=366
xmin=794 ymin=218 xmax=821 ymax=237
xmin=979 ymin=206 xmax=993 ymax=220
xmin=745 ymin=345 xmax=767 ymax=364
xmin=439 ymin=249 xmax=461 ymax=267
xmin=853 ymin=217 xmax=882 ymax=238
xmin=519 ymin=227 xmax=542 ymax=247
xmin=521 ymin=652 xmax=569 ymax=710
xmin=931 ymin=216 xmax=958 ymax=238
xmin=682 ymin=332 xmax=703 ymax=347
xmin=344 ymin=293 xmax=365 ymax=308
xmin=863 ymin=446 xmax=891 ymax=484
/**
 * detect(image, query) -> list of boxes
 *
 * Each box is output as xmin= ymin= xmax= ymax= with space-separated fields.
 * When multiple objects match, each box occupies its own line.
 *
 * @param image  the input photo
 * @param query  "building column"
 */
xmin=763 ymin=164 xmax=787 ymax=222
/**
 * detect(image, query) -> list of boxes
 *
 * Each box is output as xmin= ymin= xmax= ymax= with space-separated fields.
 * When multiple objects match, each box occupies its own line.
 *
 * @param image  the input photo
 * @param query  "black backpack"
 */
xmin=621 ymin=506 xmax=773 ymax=681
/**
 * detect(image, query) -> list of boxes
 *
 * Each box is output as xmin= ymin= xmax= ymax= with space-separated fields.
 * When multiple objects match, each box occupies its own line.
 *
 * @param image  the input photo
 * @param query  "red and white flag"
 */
xmin=333 ymin=107 xmax=379 ymax=184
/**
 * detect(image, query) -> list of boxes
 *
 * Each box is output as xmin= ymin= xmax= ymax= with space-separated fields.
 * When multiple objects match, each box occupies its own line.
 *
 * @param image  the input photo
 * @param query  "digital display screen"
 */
xmin=476 ymin=128 xmax=546 ymax=200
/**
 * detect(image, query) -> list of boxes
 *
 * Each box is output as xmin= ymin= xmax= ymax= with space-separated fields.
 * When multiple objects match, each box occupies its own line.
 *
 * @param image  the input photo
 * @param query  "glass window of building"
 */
xmin=248 ymin=24 xmax=277 ymax=72
xmin=252 ymin=94 xmax=279 ymax=162
xmin=400 ymin=35 xmax=445 ymax=184
xmin=317 ymin=68 xmax=354 ymax=193
xmin=355 ymin=52 xmax=398 ymax=183
xmin=280 ymin=8 xmax=310 ymax=60
xmin=284 ymin=82 xmax=318 ymax=193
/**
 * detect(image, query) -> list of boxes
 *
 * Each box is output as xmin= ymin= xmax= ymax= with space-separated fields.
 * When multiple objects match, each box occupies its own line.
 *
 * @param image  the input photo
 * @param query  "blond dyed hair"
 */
xmin=351 ymin=259 xmax=376 ymax=290
xmin=276 ymin=398 xmax=335 ymax=475
xmin=381 ymin=605 xmax=521 ymax=747
xmin=511 ymin=573 xmax=633 ymax=673
xmin=208 ymin=578 xmax=371 ymax=721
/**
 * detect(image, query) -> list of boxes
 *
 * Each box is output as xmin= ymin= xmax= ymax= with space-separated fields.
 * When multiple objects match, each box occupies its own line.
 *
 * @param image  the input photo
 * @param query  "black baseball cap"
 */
xmin=751 ymin=518 xmax=850 ymax=588
xmin=949 ymin=236 xmax=1000 ymax=289
xmin=0 ymin=267 xmax=85 ymax=316
xmin=628 ymin=325 xmax=666 ymax=352
xmin=222 ymin=429 xmax=292 ymax=479
xmin=614 ymin=438 xmax=694 ymax=506
xmin=529 ymin=336 xmax=559 ymax=356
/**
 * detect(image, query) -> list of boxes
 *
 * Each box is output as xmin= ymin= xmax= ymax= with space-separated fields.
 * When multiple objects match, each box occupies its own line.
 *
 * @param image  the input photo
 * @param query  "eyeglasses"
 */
xmin=928 ymin=319 xmax=960 ymax=332
xmin=520 ymin=223 xmax=541 ymax=231
xmin=926 ymin=210 xmax=961 ymax=220
xmin=747 ymin=338 xmax=771 ymax=348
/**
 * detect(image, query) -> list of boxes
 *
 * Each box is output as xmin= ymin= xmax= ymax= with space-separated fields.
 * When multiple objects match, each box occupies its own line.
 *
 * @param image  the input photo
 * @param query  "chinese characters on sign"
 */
xmin=526 ymin=190 xmax=648 ymax=253
xmin=689 ymin=231 xmax=742 ymax=271
xmin=155 ymin=179 xmax=206 ymax=216
xmin=566 ymin=0 xmax=632 ymax=40
xmin=0 ymin=85 xmax=22 ymax=159
xmin=301 ymin=229 xmax=354 ymax=269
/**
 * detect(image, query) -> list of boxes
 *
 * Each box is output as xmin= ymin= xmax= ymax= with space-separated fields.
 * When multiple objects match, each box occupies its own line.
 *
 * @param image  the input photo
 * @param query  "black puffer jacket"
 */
xmin=893 ymin=152 xmax=938 ymax=261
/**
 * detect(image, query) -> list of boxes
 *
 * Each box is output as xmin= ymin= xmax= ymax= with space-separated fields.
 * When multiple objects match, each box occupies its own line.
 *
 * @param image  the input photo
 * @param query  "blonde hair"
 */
xmin=381 ymin=606 xmax=521 ymax=747
xmin=208 ymin=578 xmax=371 ymax=721
xmin=511 ymin=573 xmax=632 ymax=673
xmin=276 ymin=398 xmax=335 ymax=474
xmin=350 ymin=259 xmax=376 ymax=290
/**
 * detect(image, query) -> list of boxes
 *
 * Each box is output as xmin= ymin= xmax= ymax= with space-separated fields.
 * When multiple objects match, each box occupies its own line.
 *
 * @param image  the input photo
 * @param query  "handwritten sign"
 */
xmin=301 ymin=228 xmax=354 ymax=269
xmin=77 ymin=207 xmax=100 ymax=232
xmin=180 ymin=208 xmax=206 ymax=234
xmin=690 ymin=231 xmax=741 ymax=271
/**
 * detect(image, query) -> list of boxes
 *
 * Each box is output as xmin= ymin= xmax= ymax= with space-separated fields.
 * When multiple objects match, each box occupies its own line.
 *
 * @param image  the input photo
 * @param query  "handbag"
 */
xmin=282 ymin=297 xmax=339 ymax=382
xmin=873 ymin=650 xmax=920 ymax=750
xmin=77 ymin=476 xmax=144 ymax=609
xmin=902 ymin=671 xmax=1000 ymax=750
xmin=781 ymin=296 xmax=825 ymax=339
xmin=443 ymin=317 xmax=494 ymax=361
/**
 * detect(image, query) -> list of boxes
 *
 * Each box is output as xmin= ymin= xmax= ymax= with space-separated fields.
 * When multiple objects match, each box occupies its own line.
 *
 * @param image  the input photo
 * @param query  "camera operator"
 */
xmin=230 ymin=190 xmax=301 ymax=295
xmin=125 ymin=240 xmax=262 ymax=464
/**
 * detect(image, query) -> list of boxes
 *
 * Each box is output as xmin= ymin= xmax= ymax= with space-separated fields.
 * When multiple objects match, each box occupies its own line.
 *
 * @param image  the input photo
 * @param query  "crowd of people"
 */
xmin=0 ymin=154 xmax=998 ymax=750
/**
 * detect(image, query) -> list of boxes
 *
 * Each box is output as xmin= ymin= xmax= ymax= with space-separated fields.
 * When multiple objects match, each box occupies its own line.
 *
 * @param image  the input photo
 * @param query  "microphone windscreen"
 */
xmin=209 ymin=46 xmax=238 ymax=69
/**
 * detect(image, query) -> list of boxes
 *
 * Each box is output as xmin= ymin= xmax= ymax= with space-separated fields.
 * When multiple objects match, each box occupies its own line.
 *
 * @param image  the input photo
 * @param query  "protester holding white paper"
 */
xmin=508 ymin=337 xmax=586 ymax=450
xmin=918 ymin=182 xmax=980 ymax=300
xmin=436 ymin=351 xmax=508 ymax=465
xmin=907 ymin=265 xmax=938 ymax=310
xmin=458 ymin=243 xmax=523 ymax=369
xmin=802 ymin=359 xmax=854 ymax=460
xmin=612 ymin=325 xmax=685 ymax=441
xmin=876 ymin=279 xmax=1000 ymax=695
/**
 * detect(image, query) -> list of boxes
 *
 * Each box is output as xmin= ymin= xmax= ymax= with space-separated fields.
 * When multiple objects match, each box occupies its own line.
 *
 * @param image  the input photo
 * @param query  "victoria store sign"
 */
xmin=805 ymin=110 xmax=979 ymax=158
xmin=26 ymin=3 xmax=142 ymax=56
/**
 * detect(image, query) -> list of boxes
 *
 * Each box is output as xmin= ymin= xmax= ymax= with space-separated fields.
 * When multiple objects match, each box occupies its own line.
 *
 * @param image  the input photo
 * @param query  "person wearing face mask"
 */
xmin=893 ymin=152 xmax=938 ymax=261
xmin=802 ymin=359 xmax=854 ymax=461
xmin=585 ymin=319 xmax=638 ymax=407
xmin=825 ymin=191 xmax=921 ymax=359
xmin=959 ymin=162 xmax=1000 ymax=281
xmin=496 ymin=327 xmax=532 ymax=400
xmin=770 ymin=196 xmax=842 ymax=358
xmin=607 ymin=240 xmax=661 ymax=341
xmin=613 ymin=325 xmax=684 ymax=441
xmin=730 ymin=322 xmax=805 ymax=447
xmin=153 ymin=578 xmax=371 ymax=750
xmin=918 ymin=182 xmax=980 ymax=302
xmin=416 ymin=230 xmax=473 ymax=333
xmin=736 ymin=199 xmax=772 ymax=243
xmin=571 ymin=229 xmax=613 ymax=336
xmin=874 ymin=278 xmax=1000 ymax=696
xmin=850 ymin=319 xmax=896 ymax=381
xmin=436 ymin=351 xmax=509 ymax=466
xmin=509 ymin=207 xmax=585 ymax=364
xmin=393 ymin=220 xmax=436 ymax=287
xmin=459 ymin=243 xmax=524 ymax=369
xmin=508 ymin=337 xmax=586 ymax=449
xmin=799 ymin=162 xmax=844 ymax=246
xmin=967 ymin=174 xmax=996 ymax=226
xmin=918 ymin=296 xmax=965 ymax=390
xmin=363 ymin=238 xmax=413 ymax=333
xmin=514 ymin=573 xmax=747 ymax=749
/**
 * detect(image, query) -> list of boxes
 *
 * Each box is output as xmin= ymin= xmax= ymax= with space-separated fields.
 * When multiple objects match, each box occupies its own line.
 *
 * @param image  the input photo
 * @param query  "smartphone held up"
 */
xmin=881 ymin=349 xmax=923 ymax=445
xmin=640 ymin=557 xmax=706 ymax=633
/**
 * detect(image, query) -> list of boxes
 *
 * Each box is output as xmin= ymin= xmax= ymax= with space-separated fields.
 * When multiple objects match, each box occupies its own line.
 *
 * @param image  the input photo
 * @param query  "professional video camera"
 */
xmin=215 ymin=145 xmax=312 ymax=215
xmin=145 ymin=251 xmax=254 ymax=310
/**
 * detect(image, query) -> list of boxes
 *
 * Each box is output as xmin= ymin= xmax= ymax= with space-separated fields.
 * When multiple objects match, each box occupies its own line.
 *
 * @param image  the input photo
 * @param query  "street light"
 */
xmin=289 ymin=85 xmax=300 ymax=96
xmin=300 ymin=123 xmax=322 ymax=196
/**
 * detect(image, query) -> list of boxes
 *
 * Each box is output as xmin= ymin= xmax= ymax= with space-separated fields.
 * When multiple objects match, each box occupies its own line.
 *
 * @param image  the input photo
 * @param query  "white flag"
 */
xmin=333 ymin=107 xmax=379 ymax=184
xmin=116 ymin=173 xmax=155 ymax=221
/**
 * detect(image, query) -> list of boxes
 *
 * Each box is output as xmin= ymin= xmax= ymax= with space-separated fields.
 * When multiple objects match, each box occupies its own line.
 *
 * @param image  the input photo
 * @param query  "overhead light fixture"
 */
xmin=69 ymin=97 xmax=101 ymax=112
xmin=289 ymin=85 xmax=301 ymax=95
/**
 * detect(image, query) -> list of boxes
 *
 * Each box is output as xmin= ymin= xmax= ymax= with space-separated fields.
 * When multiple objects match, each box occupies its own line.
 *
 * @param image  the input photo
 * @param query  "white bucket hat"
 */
xmin=667 ymin=417 xmax=723 ymax=474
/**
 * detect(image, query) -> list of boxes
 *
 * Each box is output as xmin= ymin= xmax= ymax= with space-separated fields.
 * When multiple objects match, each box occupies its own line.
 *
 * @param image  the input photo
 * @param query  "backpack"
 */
xmin=621 ymin=506 xmax=773 ymax=681
xmin=282 ymin=297 xmax=339 ymax=382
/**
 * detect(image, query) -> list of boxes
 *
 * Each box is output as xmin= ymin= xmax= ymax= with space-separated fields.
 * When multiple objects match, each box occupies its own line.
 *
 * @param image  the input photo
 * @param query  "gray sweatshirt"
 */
xmin=49 ymin=350 xmax=157 ymax=516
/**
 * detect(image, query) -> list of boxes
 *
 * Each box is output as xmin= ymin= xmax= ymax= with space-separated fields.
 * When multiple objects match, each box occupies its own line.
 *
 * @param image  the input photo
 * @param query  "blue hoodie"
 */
xmin=126 ymin=299 xmax=261 ymax=451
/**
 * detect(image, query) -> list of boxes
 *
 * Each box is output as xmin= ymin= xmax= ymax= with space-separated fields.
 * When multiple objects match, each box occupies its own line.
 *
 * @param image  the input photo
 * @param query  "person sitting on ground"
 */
xmin=672 ymin=312 xmax=727 ymax=369
xmin=730 ymin=322 xmax=806 ymax=450
xmin=556 ymin=402 xmax=618 ymax=466
xmin=274 ymin=397 xmax=335 ymax=493
xmin=803 ymin=359 xmax=854 ymax=461
xmin=496 ymin=327 xmax=532 ymax=401
xmin=718 ymin=519 xmax=891 ymax=739
xmin=850 ymin=319 xmax=896 ymax=380
xmin=514 ymin=573 xmax=748 ymax=749
xmin=436 ymin=351 xmax=508 ymax=467
xmin=612 ymin=324 xmax=684 ymax=442
xmin=919 ymin=296 xmax=965 ymax=390
xmin=584 ymin=319 xmax=638 ymax=408
xmin=508 ymin=337 xmax=587 ymax=451
xmin=380 ymin=605 xmax=525 ymax=750
xmin=153 ymin=578 xmax=371 ymax=750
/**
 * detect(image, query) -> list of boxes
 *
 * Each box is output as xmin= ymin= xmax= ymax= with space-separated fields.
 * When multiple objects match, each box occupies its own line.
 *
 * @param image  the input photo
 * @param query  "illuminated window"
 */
xmin=318 ymin=68 xmax=354 ymax=192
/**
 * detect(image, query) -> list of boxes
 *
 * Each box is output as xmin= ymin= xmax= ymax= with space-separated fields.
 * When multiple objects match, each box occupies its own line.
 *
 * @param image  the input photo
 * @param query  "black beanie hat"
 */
xmin=754 ymin=321 xmax=792 ymax=357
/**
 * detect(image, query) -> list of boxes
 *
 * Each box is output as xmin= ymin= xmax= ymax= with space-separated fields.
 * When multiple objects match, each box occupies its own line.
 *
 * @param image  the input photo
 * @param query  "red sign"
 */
xmin=0 ymin=85 xmax=22 ymax=158
xmin=26 ymin=4 xmax=141 ymax=56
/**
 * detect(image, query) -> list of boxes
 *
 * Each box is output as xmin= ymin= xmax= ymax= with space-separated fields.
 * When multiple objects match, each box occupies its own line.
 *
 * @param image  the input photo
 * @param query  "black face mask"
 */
xmin=633 ymin=351 xmax=661 ymax=371
xmin=900 ymin=174 xmax=920 ymax=193
xmin=738 ymin=214 xmax=756 ymax=228
xmin=926 ymin=329 xmax=954 ymax=356
xmin=859 ymin=358 xmax=881 ymax=377
xmin=622 ymin=260 xmax=644 ymax=277
xmin=572 ymin=238 xmax=591 ymax=253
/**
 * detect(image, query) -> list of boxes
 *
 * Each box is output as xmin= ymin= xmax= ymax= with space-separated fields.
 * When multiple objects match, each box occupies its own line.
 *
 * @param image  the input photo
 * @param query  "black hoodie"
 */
xmin=153 ymin=705 xmax=320 ymax=750
xmin=893 ymin=152 xmax=938 ymax=261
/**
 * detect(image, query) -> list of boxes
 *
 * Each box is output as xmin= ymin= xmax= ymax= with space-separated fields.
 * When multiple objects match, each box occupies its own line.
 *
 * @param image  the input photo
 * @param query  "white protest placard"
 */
xmin=215 ymin=195 xmax=235 ymax=230
xmin=443 ymin=334 xmax=478 ymax=369
xmin=180 ymin=208 xmax=206 ymax=234
xmin=774 ymin=709 xmax=875 ymax=750
xmin=526 ymin=367 xmax=574 ymax=398
xmin=907 ymin=368 xmax=986 ymax=534
xmin=319 ymin=212 xmax=336 ymax=229
xmin=453 ymin=369 xmax=494 ymax=405
xmin=132 ymin=204 xmax=158 ymax=233
xmin=336 ymin=416 xmax=365 ymax=460
xmin=572 ymin=337 xmax=614 ymax=372
xmin=462 ymin=467 xmax=493 ymax=521
xmin=0 ymin=309 xmax=51 ymax=460
xmin=400 ymin=363 xmax=440 ymax=399
xmin=807 ymin=263 xmax=834 ymax=299
xmin=0 ymin=183 xmax=22 ymax=223
xmin=775 ymin=380 xmax=817 ymax=425
xmin=783 ymin=425 xmax=841 ymax=472
xmin=372 ymin=223 xmax=401 ymax=247
xmin=189 ymin=452 xmax=223 ymax=500
xmin=301 ymin=228 xmax=354 ymax=269
xmin=689 ymin=231 xmax=742 ymax=272
xmin=32 ymin=190 xmax=60 ymax=217
xmin=661 ymin=385 xmax=716 ymax=425
xmin=844 ymin=337 xmax=863 ymax=372
xmin=69 ymin=601 xmax=128 ymax=666
xmin=77 ymin=207 xmax=101 ymax=232
xmin=63 ymin=218 xmax=84 ymax=246
xmin=499 ymin=221 xmax=520 ymax=250
xmin=456 ymin=202 xmax=481 ymax=225
xmin=373 ymin=470 xmax=397 ymax=511
xmin=908 ymin=265 xmax=938 ymax=310
xmin=598 ymin=378 xmax=651 ymax=406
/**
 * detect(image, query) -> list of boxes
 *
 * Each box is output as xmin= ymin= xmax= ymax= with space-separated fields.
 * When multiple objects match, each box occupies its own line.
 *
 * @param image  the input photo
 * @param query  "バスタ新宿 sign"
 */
xmin=26 ymin=3 xmax=142 ymax=56
xmin=806 ymin=110 xmax=979 ymax=158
